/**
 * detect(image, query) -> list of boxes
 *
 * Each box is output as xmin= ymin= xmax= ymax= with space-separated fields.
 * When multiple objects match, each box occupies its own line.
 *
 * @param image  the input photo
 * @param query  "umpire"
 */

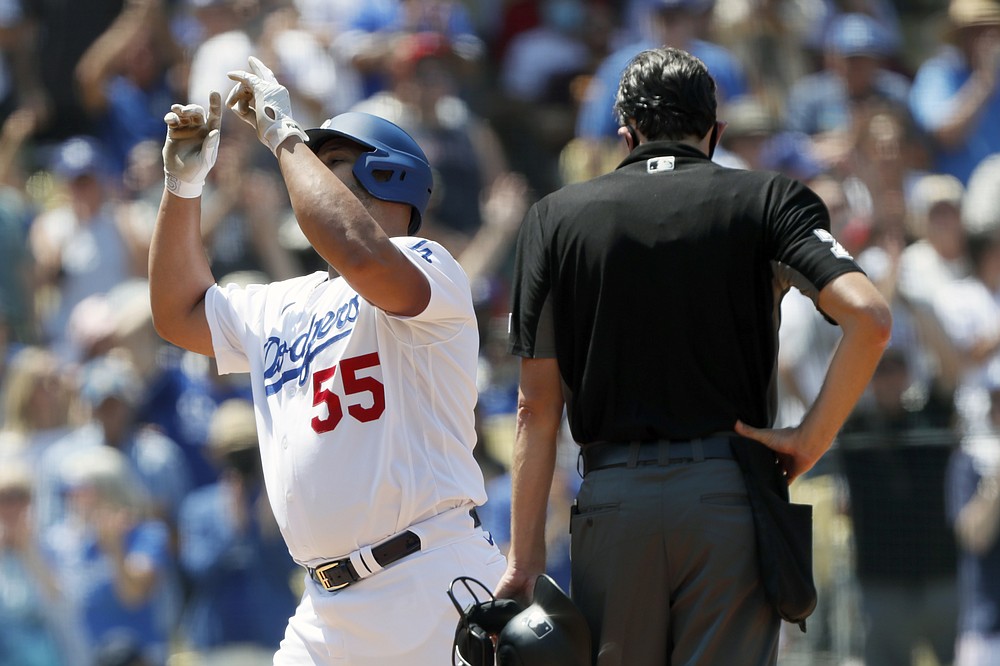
xmin=493 ymin=47 xmax=892 ymax=665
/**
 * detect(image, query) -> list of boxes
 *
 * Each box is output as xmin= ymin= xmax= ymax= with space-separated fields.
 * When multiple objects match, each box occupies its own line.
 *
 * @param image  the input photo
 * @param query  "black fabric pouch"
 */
xmin=730 ymin=438 xmax=817 ymax=632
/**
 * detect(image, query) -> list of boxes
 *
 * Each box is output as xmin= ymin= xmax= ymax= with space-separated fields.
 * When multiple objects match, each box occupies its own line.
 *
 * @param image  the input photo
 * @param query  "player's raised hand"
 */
xmin=162 ymin=91 xmax=222 ymax=198
xmin=226 ymin=56 xmax=307 ymax=155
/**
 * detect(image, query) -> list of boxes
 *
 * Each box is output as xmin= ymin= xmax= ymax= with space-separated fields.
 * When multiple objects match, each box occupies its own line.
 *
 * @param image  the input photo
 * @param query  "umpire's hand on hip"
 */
xmin=735 ymin=419 xmax=827 ymax=484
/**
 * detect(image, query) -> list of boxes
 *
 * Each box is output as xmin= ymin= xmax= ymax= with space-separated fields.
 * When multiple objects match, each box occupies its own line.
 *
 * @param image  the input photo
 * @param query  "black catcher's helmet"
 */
xmin=448 ymin=574 xmax=591 ymax=666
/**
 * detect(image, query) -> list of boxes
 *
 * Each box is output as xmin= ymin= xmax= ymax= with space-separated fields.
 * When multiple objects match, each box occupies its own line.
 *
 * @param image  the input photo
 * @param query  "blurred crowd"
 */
xmin=1 ymin=0 xmax=1000 ymax=664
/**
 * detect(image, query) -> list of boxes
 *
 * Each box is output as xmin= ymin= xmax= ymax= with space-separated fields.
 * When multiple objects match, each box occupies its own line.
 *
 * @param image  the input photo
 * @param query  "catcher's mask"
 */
xmin=305 ymin=111 xmax=433 ymax=235
xmin=448 ymin=574 xmax=591 ymax=666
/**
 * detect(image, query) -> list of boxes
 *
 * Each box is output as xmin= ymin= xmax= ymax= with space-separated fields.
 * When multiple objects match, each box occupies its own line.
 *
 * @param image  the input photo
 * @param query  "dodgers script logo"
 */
xmin=263 ymin=295 xmax=360 ymax=396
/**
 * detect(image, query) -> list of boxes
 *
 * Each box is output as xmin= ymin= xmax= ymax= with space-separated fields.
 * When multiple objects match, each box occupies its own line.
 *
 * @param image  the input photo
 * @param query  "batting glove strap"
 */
xmin=227 ymin=56 xmax=308 ymax=155
xmin=162 ymin=128 xmax=220 ymax=198
xmin=259 ymin=110 xmax=308 ymax=156
xmin=163 ymin=171 xmax=205 ymax=198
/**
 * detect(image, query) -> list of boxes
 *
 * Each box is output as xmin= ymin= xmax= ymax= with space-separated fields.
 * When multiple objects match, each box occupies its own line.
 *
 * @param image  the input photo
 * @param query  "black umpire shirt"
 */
xmin=508 ymin=141 xmax=863 ymax=444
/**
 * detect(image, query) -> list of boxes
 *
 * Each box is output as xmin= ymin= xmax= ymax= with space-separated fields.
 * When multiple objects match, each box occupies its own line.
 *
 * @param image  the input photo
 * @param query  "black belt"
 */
xmin=580 ymin=436 xmax=735 ymax=476
xmin=307 ymin=508 xmax=480 ymax=591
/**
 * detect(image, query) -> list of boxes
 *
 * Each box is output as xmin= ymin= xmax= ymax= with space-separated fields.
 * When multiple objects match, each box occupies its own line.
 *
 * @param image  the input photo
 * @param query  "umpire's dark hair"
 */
xmin=614 ymin=47 xmax=717 ymax=142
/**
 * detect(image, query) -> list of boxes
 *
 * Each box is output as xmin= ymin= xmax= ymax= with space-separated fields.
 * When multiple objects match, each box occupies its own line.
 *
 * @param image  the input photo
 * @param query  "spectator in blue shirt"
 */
xmin=909 ymin=0 xmax=1000 ymax=184
xmin=176 ymin=398 xmax=299 ymax=658
xmin=45 ymin=445 xmax=175 ymax=666
xmin=785 ymin=13 xmax=911 ymax=139
xmin=574 ymin=0 xmax=747 ymax=142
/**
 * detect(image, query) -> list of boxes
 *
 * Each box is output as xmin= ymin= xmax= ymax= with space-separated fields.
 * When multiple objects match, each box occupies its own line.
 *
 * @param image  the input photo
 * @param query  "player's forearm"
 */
xmin=277 ymin=139 xmax=392 ymax=267
xmin=275 ymin=139 xmax=428 ymax=314
xmin=148 ymin=191 xmax=217 ymax=354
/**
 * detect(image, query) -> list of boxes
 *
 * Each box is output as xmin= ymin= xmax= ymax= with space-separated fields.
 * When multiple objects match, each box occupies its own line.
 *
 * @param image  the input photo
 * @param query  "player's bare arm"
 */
xmin=226 ymin=56 xmax=430 ymax=317
xmin=494 ymin=357 xmax=564 ymax=605
xmin=149 ymin=93 xmax=222 ymax=357
xmin=736 ymin=270 xmax=892 ymax=481
xmin=274 ymin=136 xmax=431 ymax=316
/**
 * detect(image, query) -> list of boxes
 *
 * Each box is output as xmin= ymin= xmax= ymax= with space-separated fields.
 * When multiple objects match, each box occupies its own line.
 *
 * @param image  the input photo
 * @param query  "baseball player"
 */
xmin=148 ymin=56 xmax=506 ymax=665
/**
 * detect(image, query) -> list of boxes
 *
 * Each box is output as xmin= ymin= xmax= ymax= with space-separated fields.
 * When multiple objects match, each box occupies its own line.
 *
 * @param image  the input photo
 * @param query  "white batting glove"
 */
xmin=226 ymin=56 xmax=308 ymax=155
xmin=162 ymin=91 xmax=222 ymax=198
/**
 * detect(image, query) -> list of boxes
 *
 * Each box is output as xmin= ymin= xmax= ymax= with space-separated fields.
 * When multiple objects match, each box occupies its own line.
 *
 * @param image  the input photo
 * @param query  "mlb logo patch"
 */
xmin=523 ymin=611 xmax=554 ymax=639
xmin=646 ymin=156 xmax=675 ymax=173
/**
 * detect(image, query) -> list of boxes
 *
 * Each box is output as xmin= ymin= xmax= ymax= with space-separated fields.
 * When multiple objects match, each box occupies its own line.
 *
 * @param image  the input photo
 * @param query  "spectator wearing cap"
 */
xmin=28 ymin=136 xmax=145 ymax=359
xmin=898 ymin=173 xmax=970 ymax=310
xmin=784 ymin=13 xmax=911 ymax=140
xmin=175 ymin=398 xmax=299 ymax=660
xmin=36 ymin=353 xmax=191 ymax=532
xmin=713 ymin=95 xmax=781 ymax=170
xmin=574 ymin=0 xmax=747 ymax=144
xmin=43 ymin=445 xmax=175 ymax=666
xmin=910 ymin=0 xmax=1000 ymax=184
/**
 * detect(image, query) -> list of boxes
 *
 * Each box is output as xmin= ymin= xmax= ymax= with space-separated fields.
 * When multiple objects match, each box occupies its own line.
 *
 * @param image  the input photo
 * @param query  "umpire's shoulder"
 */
xmin=720 ymin=165 xmax=822 ymax=204
xmin=530 ymin=175 xmax=612 ymax=218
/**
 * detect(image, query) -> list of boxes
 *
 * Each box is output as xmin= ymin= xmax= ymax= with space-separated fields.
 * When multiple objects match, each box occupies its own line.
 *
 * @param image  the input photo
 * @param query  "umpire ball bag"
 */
xmin=448 ymin=574 xmax=591 ymax=666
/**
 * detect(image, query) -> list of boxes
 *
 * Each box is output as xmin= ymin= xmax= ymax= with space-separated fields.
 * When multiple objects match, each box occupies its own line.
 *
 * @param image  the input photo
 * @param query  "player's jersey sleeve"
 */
xmin=205 ymin=281 xmax=270 ymax=375
xmin=388 ymin=237 xmax=475 ymax=326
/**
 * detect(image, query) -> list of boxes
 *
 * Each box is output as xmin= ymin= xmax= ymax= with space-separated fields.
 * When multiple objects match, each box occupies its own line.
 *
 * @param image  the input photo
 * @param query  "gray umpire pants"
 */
xmin=570 ymin=451 xmax=780 ymax=665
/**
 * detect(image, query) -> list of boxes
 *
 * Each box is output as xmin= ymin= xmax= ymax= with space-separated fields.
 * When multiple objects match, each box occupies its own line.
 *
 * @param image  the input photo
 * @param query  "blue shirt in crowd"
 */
xmin=910 ymin=45 xmax=1000 ymax=184
xmin=575 ymin=38 xmax=748 ymax=140
xmin=178 ymin=481 xmax=299 ymax=650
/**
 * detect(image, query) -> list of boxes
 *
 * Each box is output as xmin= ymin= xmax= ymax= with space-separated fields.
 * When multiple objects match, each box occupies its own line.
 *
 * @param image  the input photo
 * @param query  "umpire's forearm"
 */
xmin=506 ymin=359 xmax=565 ymax=574
xmin=801 ymin=273 xmax=892 ymax=458
xmin=148 ymin=190 xmax=217 ymax=355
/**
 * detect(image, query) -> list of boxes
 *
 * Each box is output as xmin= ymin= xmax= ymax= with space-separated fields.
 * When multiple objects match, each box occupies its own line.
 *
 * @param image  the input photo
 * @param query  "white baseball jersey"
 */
xmin=205 ymin=237 xmax=488 ymax=565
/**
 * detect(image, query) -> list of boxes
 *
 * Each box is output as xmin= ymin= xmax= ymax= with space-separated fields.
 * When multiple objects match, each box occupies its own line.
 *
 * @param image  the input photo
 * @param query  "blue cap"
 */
xmin=49 ymin=136 xmax=107 ymax=180
xmin=825 ymin=13 xmax=894 ymax=57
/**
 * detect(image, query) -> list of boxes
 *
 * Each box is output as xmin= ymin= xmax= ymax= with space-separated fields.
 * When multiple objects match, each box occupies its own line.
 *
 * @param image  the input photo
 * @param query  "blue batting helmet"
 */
xmin=306 ymin=112 xmax=433 ymax=235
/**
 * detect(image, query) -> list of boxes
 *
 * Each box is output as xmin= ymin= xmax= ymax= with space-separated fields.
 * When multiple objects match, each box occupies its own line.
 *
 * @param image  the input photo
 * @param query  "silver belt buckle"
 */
xmin=314 ymin=560 xmax=351 ymax=591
